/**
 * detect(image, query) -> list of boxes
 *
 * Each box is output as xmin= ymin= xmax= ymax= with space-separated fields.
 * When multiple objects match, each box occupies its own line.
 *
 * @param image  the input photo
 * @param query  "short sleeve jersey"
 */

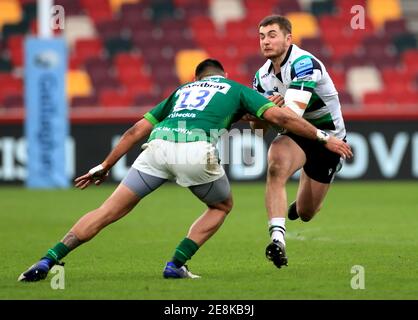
xmin=144 ymin=76 xmax=274 ymax=143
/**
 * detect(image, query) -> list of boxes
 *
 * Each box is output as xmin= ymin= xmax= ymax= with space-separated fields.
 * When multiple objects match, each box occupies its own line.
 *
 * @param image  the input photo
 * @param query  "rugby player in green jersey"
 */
xmin=19 ymin=59 xmax=352 ymax=281
xmin=252 ymin=15 xmax=351 ymax=268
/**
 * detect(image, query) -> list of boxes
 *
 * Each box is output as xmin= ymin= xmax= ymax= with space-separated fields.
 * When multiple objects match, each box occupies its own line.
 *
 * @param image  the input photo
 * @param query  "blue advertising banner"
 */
xmin=24 ymin=37 xmax=68 ymax=188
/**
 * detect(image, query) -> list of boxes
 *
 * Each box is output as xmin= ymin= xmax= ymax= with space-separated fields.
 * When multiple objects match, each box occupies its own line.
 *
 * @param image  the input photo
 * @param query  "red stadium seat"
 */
xmin=300 ymin=36 xmax=330 ymax=59
xmin=328 ymin=68 xmax=346 ymax=91
xmin=114 ymin=53 xmax=144 ymax=71
xmin=243 ymin=0 xmax=276 ymax=26
xmin=274 ymin=0 xmax=302 ymax=15
xmin=327 ymin=36 xmax=360 ymax=60
xmin=0 ymin=74 xmax=23 ymax=104
xmin=402 ymin=50 xmax=418 ymax=72
xmin=189 ymin=16 xmax=219 ymax=47
xmin=175 ymin=1 xmax=209 ymax=19
xmin=381 ymin=67 xmax=417 ymax=87
xmin=245 ymin=54 xmax=265 ymax=74
xmin=363 ymin=91 xmax=391 ymax=106
xmin=393 ymin=90 xmax=418 ymax=106
xmin=117 ymin=66 xmax=149 ymax=87
xmin=319 ymin=15 xmax=349 ymax=41
xmin=71 ymin=94 xmax=99 ymax=108
xmin=161 ymin=19 xmax=197 ymax=50
xmin=99 ymin=89 xmax=134 ymax=107
xmin=7 ymin=34 xmax=24 ymax=67
xmin=384 ymin=19 xmax=407 ymax=39
xmin=3 ymin=94 xmax=23 ymax=108
xmin=337 ymin=91 xmax=354 ymax=106
xmin=54 ymin=0 xmax=83 ymax=16
xmin=95 ymin=20 xmax=124 ymax=41
xmin=74 ymin=38 xmax=104 ymax=66
xmin=335 ymin=0 xmax=367 ymax=16
xmin=134 ymin=92 xmax=160 ymax=106
xmin=80 ymin=0 xmax=113 ymax=24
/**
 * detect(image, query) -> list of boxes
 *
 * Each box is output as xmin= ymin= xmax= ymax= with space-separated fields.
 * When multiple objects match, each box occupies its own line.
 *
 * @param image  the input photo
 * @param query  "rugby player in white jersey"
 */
xmin=251 ymin=15 xmax=349 ymax=268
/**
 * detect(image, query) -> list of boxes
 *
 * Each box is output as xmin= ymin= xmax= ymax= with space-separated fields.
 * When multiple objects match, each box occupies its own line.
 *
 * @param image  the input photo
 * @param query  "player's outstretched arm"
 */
xmin=241 ymin=113 xmax=270 ymax=134
xmin=74 ymin=118 xmax=154 ymax=190
xmin=242 ymin=94 xmax=284 ymax=134
xmin=263 ymin=107 xmax=353 ymax=159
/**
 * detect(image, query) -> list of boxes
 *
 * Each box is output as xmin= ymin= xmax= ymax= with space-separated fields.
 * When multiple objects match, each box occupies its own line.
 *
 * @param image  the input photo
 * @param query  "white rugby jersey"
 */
xmin=252 ymin=44 xmax=346 ymax=139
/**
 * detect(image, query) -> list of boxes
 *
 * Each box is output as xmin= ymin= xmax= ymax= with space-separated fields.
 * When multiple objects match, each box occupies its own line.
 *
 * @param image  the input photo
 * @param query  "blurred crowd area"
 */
xmin=0 ymin=0 xmax=417 ymax=111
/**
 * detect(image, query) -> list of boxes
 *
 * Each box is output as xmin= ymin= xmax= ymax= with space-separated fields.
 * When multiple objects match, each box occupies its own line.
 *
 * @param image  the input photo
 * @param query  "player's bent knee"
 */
xmin=299 ymin=214 xmax=313 ymax=222
xmin=209 ymin=196 xmax=233 ymax=214
xmin=297 ymin=208 xmax=319 ymax=222
xmin=297 ymin=203 xmax=322 ymax=222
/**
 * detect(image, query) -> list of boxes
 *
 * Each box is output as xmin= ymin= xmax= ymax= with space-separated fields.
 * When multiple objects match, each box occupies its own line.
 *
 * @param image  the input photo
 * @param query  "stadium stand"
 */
xmin=286 ymin=12 xmax=319 ymax=45
xmin=175 ymin=49 xmax=208 ymax=83
xmin=67 ymin=69 xmax=93 ymax=100
xmin=0 ymin=0 xmax=417 ymax=111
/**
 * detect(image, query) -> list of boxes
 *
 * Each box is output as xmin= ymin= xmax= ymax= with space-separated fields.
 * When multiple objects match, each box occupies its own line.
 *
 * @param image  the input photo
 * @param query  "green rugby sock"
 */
xmin=172 ymin=238 xmax=199 ymax=268
xmin=44 ymin=242 xmax=70 ymax=263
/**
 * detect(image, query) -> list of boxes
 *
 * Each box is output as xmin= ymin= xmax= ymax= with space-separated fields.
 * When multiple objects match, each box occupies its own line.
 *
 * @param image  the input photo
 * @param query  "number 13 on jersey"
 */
xmin=173 ymin=88 xmax=216 ymax=112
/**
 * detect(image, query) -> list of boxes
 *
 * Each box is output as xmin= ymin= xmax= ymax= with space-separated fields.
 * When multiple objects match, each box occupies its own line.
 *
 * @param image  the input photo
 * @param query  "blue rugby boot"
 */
xmin=18 ymin=257 xmax=58 ymax=282
xmin=163 ymin=262 xmax=200 ymax=279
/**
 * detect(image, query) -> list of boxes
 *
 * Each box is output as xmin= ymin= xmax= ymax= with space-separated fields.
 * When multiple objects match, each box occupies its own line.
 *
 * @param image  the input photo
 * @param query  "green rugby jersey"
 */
xmin=144 ymin=76 xmax=274 ymax=143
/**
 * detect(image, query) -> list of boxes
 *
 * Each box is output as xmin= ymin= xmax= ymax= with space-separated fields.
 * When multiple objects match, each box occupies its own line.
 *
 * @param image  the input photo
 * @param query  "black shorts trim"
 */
xmin=283 ymin=132 xmax=344 ymax=184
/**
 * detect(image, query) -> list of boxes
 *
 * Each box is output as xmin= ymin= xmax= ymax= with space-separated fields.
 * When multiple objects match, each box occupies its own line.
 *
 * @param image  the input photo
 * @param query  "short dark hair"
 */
xmin=258 ymin=15 xmax=292 ymax=34
xmin=195 ymin=58 xmax=225 ymax=79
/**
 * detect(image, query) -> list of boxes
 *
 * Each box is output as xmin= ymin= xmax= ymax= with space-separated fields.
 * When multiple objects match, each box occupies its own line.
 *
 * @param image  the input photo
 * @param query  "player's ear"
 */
xmin=224 ymin=72 xmax=228 ymax=79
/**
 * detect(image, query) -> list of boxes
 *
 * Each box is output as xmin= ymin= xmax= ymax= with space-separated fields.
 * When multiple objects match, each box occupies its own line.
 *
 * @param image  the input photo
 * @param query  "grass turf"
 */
xmin=1 ymin=181 xmax=417 ymax=300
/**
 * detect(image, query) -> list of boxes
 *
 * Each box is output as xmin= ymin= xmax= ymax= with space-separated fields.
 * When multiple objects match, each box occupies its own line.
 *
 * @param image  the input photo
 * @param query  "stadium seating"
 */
xmin=108 ymin=0 xmax=139 ymax=13
xmin=0 ymin=0 xmax=22 ymax=32
xmin=64 ymin=16 xmax=97 ymax=48
xmin=347 ymin=66 xmax=382 ymax=103
xmin=72 ymin=95 xmax=98 ymax=108
xmin=0 ymin=74 xmax=22 ymax=106
xmin=286 ymin=12 xmax=319 ymax=45
xmin=210 ymin=0 xmax=245 ymax=28
xmin=175 ymin=49 xmax=208 ymax=83
xmin=67 ymin=70 xmax=93 ymax=100
xmin=367 ymin=0 xmax=402 ymax=28
xmin=0 ymin=0 xmax=417 ymax=110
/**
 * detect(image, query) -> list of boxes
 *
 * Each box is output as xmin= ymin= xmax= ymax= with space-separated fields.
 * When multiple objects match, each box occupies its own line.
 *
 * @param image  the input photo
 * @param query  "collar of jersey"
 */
xmin=268 ymin=44 xmax=293 ymax=74
xmin=201 ymin=75 xmax=225 ymax=80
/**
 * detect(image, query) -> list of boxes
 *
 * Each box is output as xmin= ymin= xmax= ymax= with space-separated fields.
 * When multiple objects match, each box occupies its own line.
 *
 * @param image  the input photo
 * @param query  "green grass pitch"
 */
xmin=1 ymin=181 xmax=417 ymax=300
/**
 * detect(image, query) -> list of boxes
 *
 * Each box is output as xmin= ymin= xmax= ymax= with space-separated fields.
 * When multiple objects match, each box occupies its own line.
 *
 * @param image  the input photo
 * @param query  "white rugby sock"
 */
xmin=269 ymin=217 xmax=286 ymax=245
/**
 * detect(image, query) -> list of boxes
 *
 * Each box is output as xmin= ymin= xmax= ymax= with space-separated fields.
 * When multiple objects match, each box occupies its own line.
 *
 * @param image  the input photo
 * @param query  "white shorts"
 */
xmin=132 ymin=139 xmax=225 ymax=187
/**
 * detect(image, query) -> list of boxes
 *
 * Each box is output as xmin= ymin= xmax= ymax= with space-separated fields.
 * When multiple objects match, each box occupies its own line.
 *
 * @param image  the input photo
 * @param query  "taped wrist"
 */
xmin=88 ymin=164 xmax=105 ymax=177
xmin=316 ymin=129 xmax=330 ymax=144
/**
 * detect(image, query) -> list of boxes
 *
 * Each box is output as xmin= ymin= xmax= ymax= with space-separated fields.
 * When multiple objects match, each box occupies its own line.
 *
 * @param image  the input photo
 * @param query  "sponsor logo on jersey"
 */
xmin=294 ymin=57 xmax=313 ymax=78
xmin=182 ymin=80 xmax=230 ymax=93
xmin=168 ymin=112 xmax=196 ymax=119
